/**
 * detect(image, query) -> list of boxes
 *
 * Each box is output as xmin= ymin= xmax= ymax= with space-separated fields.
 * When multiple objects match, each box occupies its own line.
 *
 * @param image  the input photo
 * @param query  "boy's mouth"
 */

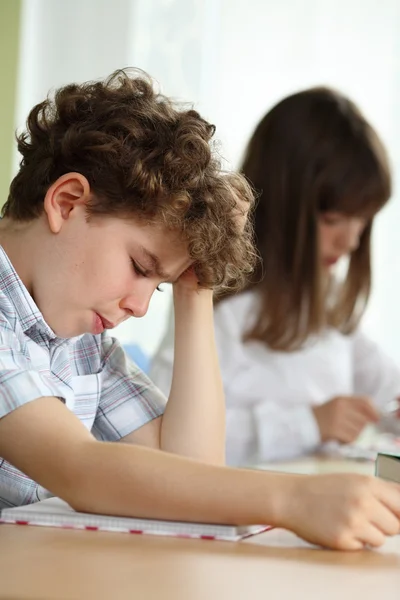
xmin=99 ymin=315 xmax=116 ymax=329
xmin=93 ymin=313 xmax=115 ymax=334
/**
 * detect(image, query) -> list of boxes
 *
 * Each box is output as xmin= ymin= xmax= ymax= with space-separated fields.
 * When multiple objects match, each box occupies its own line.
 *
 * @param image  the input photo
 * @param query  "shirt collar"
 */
xmin=0 ymin=245 xmax=58 ymax=340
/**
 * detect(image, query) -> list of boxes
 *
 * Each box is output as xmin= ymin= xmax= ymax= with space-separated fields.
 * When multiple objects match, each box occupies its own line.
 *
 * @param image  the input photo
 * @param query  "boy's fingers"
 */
xmin=356 ymin=524 xmax=387 ymax=548
xmin=370 ymin=500 xmax=400 ymax=536
xmin=375 ymin=481 xmax=400 ymax=518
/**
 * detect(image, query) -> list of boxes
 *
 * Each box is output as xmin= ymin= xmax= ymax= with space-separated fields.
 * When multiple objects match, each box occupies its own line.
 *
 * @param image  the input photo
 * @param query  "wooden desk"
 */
xmin=0 ymin=458 xmax=399 ymax=600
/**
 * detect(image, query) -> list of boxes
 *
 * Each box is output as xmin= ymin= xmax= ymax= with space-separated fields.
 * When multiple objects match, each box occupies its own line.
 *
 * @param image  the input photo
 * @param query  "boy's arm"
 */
xmin=160 ymin=284 xmax=225 ymax=463
xmin=123 ymin=280 xmax=225 ymax=465
xmin=1 ymin=397 xmax=400 ymax=551
xmin=0 ymin=397 xmax=265 ymax=524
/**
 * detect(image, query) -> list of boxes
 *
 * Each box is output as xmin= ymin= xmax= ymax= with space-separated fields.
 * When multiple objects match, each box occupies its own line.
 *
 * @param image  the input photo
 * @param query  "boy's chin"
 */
xmin=51 ymin=321 xmax=86 ymax=339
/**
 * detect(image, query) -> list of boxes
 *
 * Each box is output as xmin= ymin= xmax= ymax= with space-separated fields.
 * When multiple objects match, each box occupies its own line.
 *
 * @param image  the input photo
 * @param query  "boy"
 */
xmin=0 ymin=69 xmax=399 ymax=550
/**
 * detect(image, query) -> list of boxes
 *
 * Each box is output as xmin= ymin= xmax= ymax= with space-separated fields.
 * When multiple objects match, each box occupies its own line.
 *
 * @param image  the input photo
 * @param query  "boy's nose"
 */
xmin=120 ymin=292 xmax=151 ymax=319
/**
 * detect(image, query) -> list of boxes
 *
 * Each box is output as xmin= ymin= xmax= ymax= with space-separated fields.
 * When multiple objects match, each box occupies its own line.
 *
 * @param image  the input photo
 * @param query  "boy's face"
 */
xmin=32 ymin=176 xmax=191 ymax=338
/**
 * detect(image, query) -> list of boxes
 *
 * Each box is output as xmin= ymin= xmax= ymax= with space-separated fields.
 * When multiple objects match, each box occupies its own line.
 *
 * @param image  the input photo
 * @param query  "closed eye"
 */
xmin=131 ymin=259 xmax=163 ymax=292
xmin=131 ymin=259 xmax=148 ymax=277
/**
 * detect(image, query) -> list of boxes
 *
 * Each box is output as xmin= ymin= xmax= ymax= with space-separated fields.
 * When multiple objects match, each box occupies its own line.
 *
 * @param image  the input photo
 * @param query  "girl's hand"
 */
xmin=312 ymin=396 xmax=379 ymax=443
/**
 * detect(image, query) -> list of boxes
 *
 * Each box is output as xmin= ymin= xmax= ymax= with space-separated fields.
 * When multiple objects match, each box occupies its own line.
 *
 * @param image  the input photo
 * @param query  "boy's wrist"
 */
xmin=261 ymin=472 xmax=304 ymax=528
xmin=173 ymin=285 xmax=213 ymax=307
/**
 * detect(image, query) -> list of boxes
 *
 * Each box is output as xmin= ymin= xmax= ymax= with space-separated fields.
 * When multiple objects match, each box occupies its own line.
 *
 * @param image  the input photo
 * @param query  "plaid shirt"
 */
xmin=0 ymin=246 xmax=166 ymax=508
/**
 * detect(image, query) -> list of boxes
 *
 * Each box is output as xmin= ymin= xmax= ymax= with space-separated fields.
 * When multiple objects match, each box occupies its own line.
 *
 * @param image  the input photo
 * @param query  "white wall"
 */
xmin=15 ymin=0 xmax=400 ymax=361
xmin=16 ymin=0 xmax=134 ymax=125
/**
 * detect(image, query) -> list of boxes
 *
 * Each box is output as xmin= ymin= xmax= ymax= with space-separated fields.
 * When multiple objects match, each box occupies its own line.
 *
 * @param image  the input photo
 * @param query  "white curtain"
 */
xmin=16 ymin=0 xmax=400 ymax=360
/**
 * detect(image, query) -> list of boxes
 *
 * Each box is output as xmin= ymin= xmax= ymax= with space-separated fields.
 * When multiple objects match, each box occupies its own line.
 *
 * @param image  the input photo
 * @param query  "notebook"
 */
xmin=322 ymin=432 xmax=400 ymax=462
xmin=0 ymin=497 xmax=271 ymax=541
xmin=375 ymin=452 xmax=400 ymax=483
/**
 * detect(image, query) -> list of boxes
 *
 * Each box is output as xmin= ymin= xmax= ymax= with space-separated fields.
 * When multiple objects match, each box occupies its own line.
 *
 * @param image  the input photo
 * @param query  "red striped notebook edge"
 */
xmin=0 ymin=517 xmax=272 ymax=541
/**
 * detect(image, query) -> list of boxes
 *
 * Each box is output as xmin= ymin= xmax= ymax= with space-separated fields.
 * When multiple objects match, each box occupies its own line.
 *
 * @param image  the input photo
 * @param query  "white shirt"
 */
xmin=150 ymin=290 xmax=400 ymax=466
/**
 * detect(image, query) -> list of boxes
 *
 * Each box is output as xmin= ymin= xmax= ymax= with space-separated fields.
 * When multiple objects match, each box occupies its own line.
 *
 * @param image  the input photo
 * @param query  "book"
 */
xmin=0 ymin=497 xmax=271 ymax=541
xmin=375 ymin=452 xmax=400 ymax=483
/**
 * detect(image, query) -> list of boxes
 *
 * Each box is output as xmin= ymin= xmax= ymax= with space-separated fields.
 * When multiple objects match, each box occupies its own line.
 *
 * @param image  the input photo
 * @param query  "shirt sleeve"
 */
xmin=93 ymin=335 xmax=167 ymax=441
xmin=0 ymin=329 xmax=64 ymax=419
xmin=352 ymin=330 xmax=400 ymax=410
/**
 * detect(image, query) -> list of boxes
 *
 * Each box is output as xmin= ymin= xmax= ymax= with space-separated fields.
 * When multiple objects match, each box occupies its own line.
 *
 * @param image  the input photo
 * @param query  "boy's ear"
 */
xmin=44 ymin=173 xmax=91 ymax=234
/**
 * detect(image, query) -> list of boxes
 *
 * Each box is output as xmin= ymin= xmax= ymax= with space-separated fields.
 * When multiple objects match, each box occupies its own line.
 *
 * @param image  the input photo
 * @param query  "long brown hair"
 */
xmin=224 ymin=87 xmax=391 ymax=350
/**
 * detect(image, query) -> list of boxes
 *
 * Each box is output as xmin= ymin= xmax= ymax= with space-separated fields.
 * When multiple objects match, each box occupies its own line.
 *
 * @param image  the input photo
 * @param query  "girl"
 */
xmin=151 ymin=87 xmax=400 ymax=465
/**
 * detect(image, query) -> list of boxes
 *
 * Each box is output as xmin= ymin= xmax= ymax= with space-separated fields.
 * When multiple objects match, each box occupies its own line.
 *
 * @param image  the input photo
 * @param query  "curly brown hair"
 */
xmin=3 ymin=69 xmax=256 ymax=293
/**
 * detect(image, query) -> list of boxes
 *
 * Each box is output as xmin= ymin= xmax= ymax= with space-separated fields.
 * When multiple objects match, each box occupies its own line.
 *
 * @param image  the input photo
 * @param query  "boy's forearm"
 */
xmin=71 ymin=439 xmax=291 ymax=526
xmin=0 ymin=397 xmax=291 ymax=528
xmin=160 ymin=288 xmax=225 ymax=464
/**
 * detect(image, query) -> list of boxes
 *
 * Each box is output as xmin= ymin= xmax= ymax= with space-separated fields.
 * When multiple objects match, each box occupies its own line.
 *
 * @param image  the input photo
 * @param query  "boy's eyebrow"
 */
xmin=140 ymin=247 xmax=174 ymax=282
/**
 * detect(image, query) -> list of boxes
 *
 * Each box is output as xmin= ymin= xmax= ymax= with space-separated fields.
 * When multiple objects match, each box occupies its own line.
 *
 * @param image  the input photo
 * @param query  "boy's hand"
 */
xmin=283 ymin=473 xmax=400 ymax=550
xmin=312 ymin=396 xmax=379 ymax=443
xmin=173 ymin=266 xmax=213 ymax=299
xmin=173 ymin=266 xmax=200 ymax=294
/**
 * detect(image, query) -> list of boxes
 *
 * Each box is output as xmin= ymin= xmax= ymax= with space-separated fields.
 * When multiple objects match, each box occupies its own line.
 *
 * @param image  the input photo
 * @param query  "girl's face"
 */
xmin=318 ymin=212 xmax=367 ymax=268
